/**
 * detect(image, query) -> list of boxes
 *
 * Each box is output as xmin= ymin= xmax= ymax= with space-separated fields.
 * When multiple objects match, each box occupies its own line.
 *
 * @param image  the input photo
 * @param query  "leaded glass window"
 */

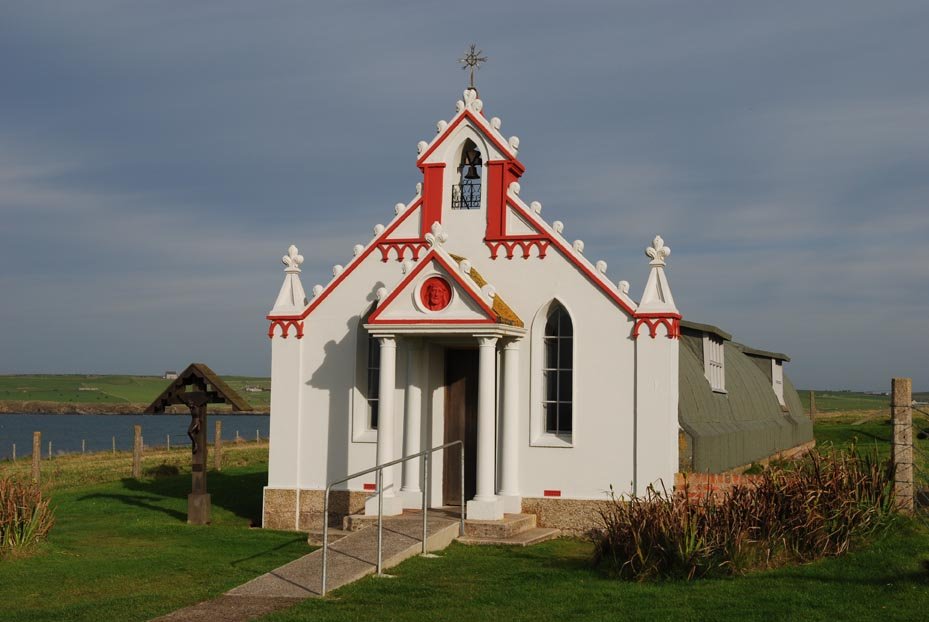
xmin=367 ymin=336 xmax=380 ymax=429
xmin=542 ymin=304 xmax=573 ymax=435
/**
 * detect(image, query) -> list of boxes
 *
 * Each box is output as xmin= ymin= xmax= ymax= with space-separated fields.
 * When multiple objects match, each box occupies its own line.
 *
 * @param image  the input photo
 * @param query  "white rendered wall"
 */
xmin=634 ymin=323 xmax=680 ymax=493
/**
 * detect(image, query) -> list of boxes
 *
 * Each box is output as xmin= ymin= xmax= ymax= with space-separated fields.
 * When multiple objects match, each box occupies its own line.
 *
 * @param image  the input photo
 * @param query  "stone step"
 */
xmin=343 ymin=508 xmax=463 ymax=532
xmin=305 ymin=528 xmax=350 ymax=546
xmin=464 ymin=513 xmax=536 ymax=539
xmin=458 ymin=527 xmax=561 ymax=547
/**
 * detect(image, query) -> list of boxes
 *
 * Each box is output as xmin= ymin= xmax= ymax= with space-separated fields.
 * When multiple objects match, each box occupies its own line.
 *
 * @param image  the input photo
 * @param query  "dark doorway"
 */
xmin=444 ymin=348 xmax=479 ymax=506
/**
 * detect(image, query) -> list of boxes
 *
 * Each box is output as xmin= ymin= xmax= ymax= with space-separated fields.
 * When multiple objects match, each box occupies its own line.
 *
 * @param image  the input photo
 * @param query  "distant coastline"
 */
xmin=0 ymin=400 xmax=269 ymax=416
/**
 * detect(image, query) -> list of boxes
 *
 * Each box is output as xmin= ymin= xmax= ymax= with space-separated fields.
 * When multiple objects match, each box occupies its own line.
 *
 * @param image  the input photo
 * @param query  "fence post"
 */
xmin=32 ymin=432 xmax=40 ymax=483
xmin=11 ymin=443 xmax=15 ymax=462
xmin=112 ymin=436 xmax=116 ymax=454
xmin=256 ymin=429 xmax=260 ymax=443
xmin=809 ymin=390 xmax=816 ymax=420
xmin=132 ymin=425 xmax=142 ymax=479
xmin=82 ymin=439 xmax=86 ymax=454
xmin=891 ymin=377 xmax=914 ymax=514
xmin=167 ymin=434 xmax=171 ymax=451
xmin=214 ymin=420 xmax=223 ymax=472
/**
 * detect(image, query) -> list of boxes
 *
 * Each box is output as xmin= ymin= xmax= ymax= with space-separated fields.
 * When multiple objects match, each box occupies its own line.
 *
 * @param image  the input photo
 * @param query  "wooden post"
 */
xmin=82 ymin=439 xmax=86 ymax=454
xmin=11 ymin=444 xmax=15 ymax=462
xmin=132 ymin=425 xmax=142 ymax=479
xmin=31 ymin=432 xmax=40 ymax=483
xmin=48 ymin=441 xmax=52 ymax=459
xmin=891 ymin=377 xmax=914 ymax=514
xmin=112 ymin=436 xmax=116 ymax=454
xmin=214 ymin=420 xmax=223 ymax=472
xmin=167 ymin=434 xmax=171 ymax=451
xmin=188 ymin=405 xmax=211 ymax=525
xmin=809 ymin=390 xmax=816 ymax=420
xmin=256 ymin=429 xmax=260 ymax=443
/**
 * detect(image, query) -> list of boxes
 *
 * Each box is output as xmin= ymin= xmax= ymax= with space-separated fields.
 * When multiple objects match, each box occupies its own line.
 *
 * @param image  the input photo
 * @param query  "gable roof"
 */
xmin=145 ymin=363 xmax=253 ymax=413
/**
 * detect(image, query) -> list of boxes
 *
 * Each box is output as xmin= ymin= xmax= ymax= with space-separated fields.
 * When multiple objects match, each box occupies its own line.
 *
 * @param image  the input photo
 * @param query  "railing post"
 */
xmin=421 ymin=452 xmax=428 ymax=555
xmin=460 ymin=441 xmax=465 ymax=535
xmin=377 ymin=469 xmax=384 ymax=576
xmin=321 ymin=486 xmax=330 ymax=596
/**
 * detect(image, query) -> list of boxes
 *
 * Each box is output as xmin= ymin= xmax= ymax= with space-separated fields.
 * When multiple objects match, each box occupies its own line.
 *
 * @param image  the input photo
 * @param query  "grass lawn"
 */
xmin=0 ymin=458 xmax=311 ymax=622
xmin=261 ymin=524 xmax=929 ymax=622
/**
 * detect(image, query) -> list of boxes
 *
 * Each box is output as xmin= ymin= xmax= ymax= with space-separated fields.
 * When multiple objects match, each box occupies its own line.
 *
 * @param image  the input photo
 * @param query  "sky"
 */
xmin=1 ymin=1 xmax=927 ymax=390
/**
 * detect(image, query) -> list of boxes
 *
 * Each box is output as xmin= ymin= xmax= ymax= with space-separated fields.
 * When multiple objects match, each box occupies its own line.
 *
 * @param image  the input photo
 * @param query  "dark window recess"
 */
xmin=452 ymin=140 xmax=482 ymax=209
xmin=367 ymin=336 xmax=380 ymax=429
xmin=542 ymin=304 xmax=573 ymax=435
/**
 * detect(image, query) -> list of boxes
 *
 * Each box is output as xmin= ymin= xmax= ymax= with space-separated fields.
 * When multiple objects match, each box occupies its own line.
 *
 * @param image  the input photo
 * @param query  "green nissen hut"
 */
xmin=678 ymin=320 xmax=813 ymax=473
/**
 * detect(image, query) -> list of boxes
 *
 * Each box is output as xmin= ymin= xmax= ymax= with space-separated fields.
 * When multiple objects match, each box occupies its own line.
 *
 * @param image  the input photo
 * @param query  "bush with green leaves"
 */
xmin=594 ymin=448 xmax=895 ymax=580
xmin=0 ymin=477 xmax=55 ymax=557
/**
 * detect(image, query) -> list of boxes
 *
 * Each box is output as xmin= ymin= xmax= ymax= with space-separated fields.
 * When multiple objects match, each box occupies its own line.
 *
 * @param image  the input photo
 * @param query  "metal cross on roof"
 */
xmin=458 ymin=44 xmax=488 ymax=89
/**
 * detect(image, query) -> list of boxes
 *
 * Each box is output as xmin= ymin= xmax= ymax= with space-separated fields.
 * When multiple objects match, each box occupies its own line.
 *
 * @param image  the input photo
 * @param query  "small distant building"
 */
xmin=163 ymin=370 xmax=179 ymax=380
xmin=244 ymin=385 xmax=264 ymax=393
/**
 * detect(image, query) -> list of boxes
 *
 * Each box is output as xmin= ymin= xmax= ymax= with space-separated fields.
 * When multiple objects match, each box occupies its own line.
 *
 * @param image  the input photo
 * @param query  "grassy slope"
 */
xmin=0 ymin=374 xmax=271 ymax=409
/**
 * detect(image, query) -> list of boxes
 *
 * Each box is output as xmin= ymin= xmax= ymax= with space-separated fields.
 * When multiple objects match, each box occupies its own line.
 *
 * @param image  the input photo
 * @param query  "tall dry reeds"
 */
xmin=0 ymin=477 xmax=54 ymax=558
xmin=594 ymin=448 xmax=895 ymax=580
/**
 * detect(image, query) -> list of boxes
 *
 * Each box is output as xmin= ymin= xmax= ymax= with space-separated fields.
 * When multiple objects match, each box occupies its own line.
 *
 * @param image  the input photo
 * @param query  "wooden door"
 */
xmin=443 ymin=349 xmax=478 ymax=506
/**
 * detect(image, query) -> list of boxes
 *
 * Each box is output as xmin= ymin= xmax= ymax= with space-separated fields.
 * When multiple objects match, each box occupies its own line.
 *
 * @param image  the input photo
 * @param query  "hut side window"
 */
xmin=703 ymin=334 xmax=726 ymax=393
xmin=543 ymin=304 xmax=573 ymax=435
xmin=772 ymin=359 xmax=785 ymax=406
xmin=366 ymin=336 xmax=380 ymax=429
xmin=451 ymin=139 xmax=482 ymax=209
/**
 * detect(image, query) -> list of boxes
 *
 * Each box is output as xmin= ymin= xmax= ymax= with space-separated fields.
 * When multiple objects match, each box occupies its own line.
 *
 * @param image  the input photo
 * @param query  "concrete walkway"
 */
xmin=150 ymin=514 xmax=459 ymax=622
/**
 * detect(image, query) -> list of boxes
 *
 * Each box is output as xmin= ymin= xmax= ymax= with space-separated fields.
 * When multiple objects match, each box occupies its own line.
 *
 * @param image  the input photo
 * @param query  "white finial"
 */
xmin=508 ymin=181 xmax=521 ymax=195
xmin=596 ymin=260 xmax=607 ymax=274
xmin=415 ymin=182 xmax=423 ymax=196
xmin=491 ymin=117 xmax=501 ymax=130
xmin=573 ymin=240 xmax=585 ymax=254
xmin=376 ymin=287 xmax=388 ymax=301
xmin=282 ymin=244 xmax=304 ymax=273
xmin=459 ymin=259 xmax=472 ymax=274
xmin=373 ymin=224 xmax=385 ymax=237
xmin=312 ymin=284 xmax=323 ymax=297
xmin=530 ymin=201 xmax=542 ymax=214
xmin=553 ymin=221 xmax=564 ymax=234
xmin=332 ymin=264 xmax=344 ymax=277
xmin=618 ymin=280 xmax=630 ymax=295
xmin=436 ymin=120 xmax=448 ymax=134
xmin=455 ymin=99 xmax=465 ymax=113
xmin=353 ymin=244 xmax=364 ymax=257
xmin=394 ymin=202 xmax=405 ymax=215
xmin=508 ymin=136 xmax=520 ymax=153
xmin=401 ymin=260 xmax=413 ymax=274
xmin=646 ymin=234 xmax=671 ymax=266
xmin=417 ymin=140 xmax=428 ymax=155
xmin=481 ymin=284 xmax=496 ymax=299
xmin=424 ymin=221 xmax=449 ymax=247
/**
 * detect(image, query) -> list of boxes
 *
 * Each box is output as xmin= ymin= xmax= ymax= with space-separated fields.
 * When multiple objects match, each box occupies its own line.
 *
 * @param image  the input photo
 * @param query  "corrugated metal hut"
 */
xmin=678 ymin=320 xmax=813 ymax=473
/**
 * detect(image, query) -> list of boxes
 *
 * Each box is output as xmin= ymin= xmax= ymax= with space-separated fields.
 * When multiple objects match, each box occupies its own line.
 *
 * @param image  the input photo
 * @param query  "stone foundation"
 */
xmin=262 ymin=487 xmax=368 ymax=531
xmin=521 ymin=497 xmax=615 ymax=537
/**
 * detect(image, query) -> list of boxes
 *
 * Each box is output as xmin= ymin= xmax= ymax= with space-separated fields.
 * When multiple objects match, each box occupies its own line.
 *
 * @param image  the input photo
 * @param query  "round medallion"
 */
xmin=420 ymin=276 xmax=452 ymax=311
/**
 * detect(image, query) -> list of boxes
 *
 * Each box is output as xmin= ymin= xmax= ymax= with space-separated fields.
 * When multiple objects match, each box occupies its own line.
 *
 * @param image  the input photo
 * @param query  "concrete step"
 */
xmin=458 ymin=527 xmax=561 ymax=547
xmin=305 ymin=528 xmax=350 ymax=547
xmin=343 ymin=507 xmax=463 ymax=532
xmin=464 ymin=513 xmax=536 ymax=539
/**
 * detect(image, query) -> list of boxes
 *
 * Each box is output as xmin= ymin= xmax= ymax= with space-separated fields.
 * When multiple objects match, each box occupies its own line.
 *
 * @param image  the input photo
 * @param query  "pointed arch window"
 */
xmin=366 ymin=335 xmax=381 ymax=429
xmin=451 ymin=139 xmax=482 ymax=209
xmin=542 ymin=304 xmax=573 ymax=435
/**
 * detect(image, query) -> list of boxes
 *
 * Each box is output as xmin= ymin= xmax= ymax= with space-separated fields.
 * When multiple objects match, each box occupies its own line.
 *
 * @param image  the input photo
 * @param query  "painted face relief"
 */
xmin=421 ymin=277 xmax=452 ymax=311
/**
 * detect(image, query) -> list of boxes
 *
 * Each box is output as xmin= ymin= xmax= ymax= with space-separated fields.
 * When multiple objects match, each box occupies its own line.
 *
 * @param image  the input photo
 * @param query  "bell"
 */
xmin=464 ymin=164 xmax=480 ymax=179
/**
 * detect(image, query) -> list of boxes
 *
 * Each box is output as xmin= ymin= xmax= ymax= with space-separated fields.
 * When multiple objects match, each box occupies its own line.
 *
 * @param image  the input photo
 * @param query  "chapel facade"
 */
xmin=262 ymin=88 xmax=811 ymax=532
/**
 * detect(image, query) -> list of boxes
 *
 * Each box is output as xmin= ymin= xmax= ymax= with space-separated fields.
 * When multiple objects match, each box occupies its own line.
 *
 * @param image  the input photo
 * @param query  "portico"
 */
xmin=363 ymin=325 xmax=525 ymax=521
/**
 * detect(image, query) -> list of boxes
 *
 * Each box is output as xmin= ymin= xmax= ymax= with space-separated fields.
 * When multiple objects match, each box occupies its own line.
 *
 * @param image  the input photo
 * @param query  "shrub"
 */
xmin=594 ymin=448 xmax=895 ymax=580
xmin=0 ymin=478 xmax=55 ymax=558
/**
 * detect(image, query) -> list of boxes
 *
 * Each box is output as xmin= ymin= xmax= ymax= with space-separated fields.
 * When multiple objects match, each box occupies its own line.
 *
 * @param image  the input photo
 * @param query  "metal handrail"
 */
xmin=320 ymin=440 xmax=465 ymax=596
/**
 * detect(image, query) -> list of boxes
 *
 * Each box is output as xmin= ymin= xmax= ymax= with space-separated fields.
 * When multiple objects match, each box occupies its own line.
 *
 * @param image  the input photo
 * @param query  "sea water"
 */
xmin=0 ymin=413 xmax=270 ymax=459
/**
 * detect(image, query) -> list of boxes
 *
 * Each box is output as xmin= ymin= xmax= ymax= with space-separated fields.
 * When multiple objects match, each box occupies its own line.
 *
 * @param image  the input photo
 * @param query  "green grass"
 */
xmin=0 ymin=374 xmax=271 ymax=409
xmin=0 ymin=460 xmax=310 ymax=622
xmin=257 ymin=526 xmax=929 ymax=622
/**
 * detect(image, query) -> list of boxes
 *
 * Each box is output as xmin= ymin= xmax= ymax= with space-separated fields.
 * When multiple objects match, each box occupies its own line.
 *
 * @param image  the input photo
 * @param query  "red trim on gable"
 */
xmin=420 ymin=163 xmax=445 ymax=237
xmin=485 ymin=237 xmax=551 ymax=260
xmin=416 ymin=110 xmax=522 ymax=168
xmin=366 ymin=249 xmax=498 ymax=325
xmin=268 ymin=319 xmax=305 ymax=339
xmin=377 ymin=239 xmax=430 ymax=262
xmin=367 ymin=318 xmax=498 ymax=326
xmin=632 ymin=316 xmax=681 ymax=339
xmin=267 ymin=199 xmax=423 ymax=322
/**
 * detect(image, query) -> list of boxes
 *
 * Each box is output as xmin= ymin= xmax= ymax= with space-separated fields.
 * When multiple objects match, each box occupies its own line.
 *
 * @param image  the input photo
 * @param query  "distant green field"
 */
xmin=0 ymin=374 xmax=271 ymax=408
xmin=797 ymin=389 xmax=929 ymax=413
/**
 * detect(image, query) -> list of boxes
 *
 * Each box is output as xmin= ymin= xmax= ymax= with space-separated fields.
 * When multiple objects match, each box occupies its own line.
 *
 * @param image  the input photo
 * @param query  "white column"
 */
xmin=400 ymin=338 xmax=424 ymax=507
xmin=365 ymin=335 xmax=404 ymax=516
xmin=467 ymin=335 xmax=504 ymax=520
xmin=498 ymin=339 xmax=521 ymax=513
